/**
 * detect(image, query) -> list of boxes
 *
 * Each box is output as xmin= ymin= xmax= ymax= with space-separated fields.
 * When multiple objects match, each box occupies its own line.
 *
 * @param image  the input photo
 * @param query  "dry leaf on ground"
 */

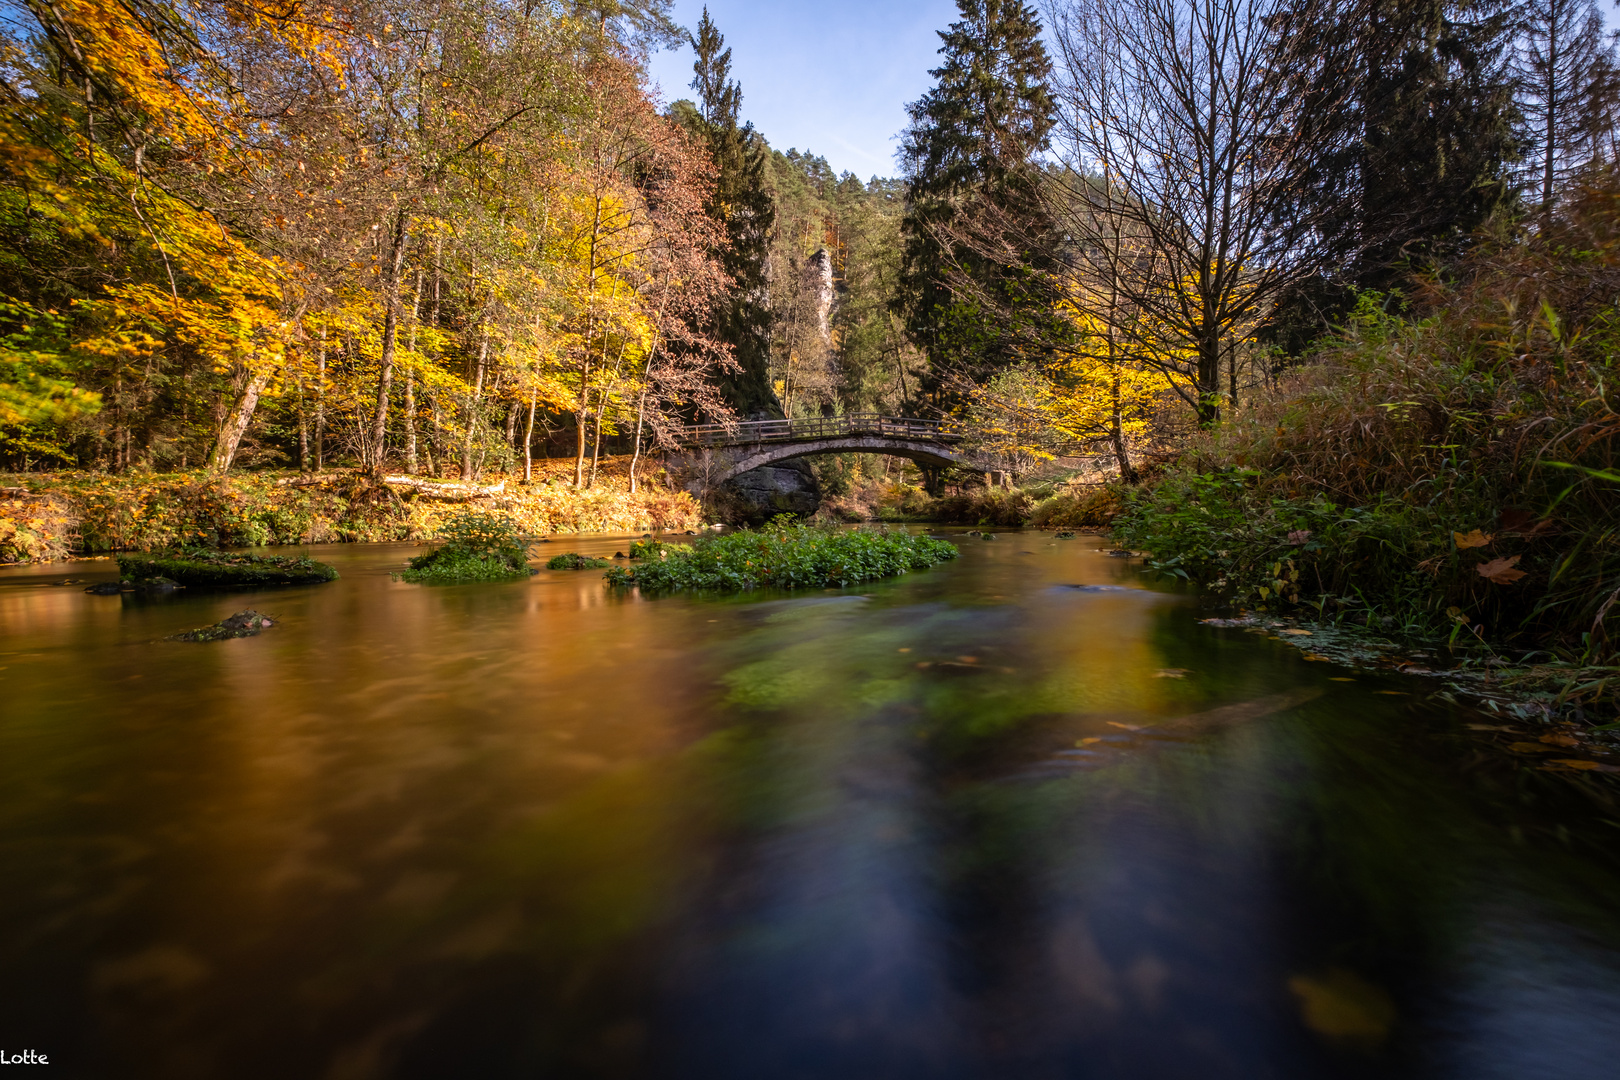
xmin=1477 ymin=555 xmax=1527 ymax=584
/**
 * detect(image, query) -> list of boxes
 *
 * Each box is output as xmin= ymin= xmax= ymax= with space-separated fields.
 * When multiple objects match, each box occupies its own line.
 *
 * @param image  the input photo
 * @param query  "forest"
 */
xmin=3 ymin=0 xmax=1620 ymax=663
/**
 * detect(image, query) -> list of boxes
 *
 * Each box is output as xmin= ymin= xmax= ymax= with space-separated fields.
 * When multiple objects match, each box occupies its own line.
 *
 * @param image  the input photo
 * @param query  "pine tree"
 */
xmin=893 ymin=0 xmax=1064 ymax=415
xmin=680 ymin=9 xmax=779 ymax=418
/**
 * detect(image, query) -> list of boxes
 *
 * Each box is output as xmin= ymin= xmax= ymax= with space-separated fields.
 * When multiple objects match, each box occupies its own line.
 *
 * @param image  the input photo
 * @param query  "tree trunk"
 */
xmin=294 ymin=369 xmax=310 ymax=473
xmin=629 ymin=381 xmax=649 ymax=495
xmin=588 ymin=404 xmax=605 ymax=489
xmin=314 ymin=326 xmax=326 ymax=472
xmin=574 ymin=404 xmax=590 ymax=487
xmin=209 ymin=365 xmax=271 ymax=472
xmin=523 ymin=388 xmax=537 ymax=483
xmin=367 ymin=208 xmax=411 ymax=478
xmin=1197 ymin=330 xmax=1222 ymax=427
xmin=461 ymin=336 xmax=488 ymax=482
xmin=404 ymin=269 xmax=424 ymax=475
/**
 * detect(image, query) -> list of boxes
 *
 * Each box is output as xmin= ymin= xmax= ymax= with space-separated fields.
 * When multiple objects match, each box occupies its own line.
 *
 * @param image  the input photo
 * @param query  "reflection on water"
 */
xmin=2 ymin=532 xmax=1620 ymax=1078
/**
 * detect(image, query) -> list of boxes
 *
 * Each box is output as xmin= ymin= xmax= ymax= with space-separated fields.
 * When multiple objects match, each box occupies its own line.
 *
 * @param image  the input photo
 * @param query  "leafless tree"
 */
xmin=1039 ymin=0 xmax=1351 ymax=424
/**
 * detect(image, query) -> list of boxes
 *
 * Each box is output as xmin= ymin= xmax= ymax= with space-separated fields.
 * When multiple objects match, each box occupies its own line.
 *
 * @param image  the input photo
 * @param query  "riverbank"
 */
xmin=0 ymin=458 xmax=702 ymax=563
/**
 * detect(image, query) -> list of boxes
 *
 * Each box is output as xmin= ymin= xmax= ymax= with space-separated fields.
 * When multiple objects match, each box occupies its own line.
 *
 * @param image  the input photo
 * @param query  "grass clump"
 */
xmin=546 ymin=552 xmax=611 ymax=570
xmin=400 ymin=510 xmax=533 ymax=583
xmin=117 ymin=549 xmax=338 ymax=586
xmin=606 ymin=519 xmax=958 ymax=592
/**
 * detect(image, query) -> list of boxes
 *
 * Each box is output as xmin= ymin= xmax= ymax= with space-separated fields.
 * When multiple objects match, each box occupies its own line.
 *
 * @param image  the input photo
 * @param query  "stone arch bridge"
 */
xmin=670 ymin=414 xmax=993 ymax=494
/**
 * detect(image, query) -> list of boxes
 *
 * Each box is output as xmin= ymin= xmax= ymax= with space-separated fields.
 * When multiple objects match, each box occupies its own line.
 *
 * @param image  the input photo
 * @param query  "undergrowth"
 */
xmin=0 ymin=462 xmax=703 ymax=562
xmin=1115 ymin=172 xmax=1620 ymax=718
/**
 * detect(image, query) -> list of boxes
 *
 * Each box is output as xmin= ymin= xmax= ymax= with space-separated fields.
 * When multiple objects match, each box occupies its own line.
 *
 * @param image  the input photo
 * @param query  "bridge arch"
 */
xmin=697 ymin=435 xmax=979 ymax=488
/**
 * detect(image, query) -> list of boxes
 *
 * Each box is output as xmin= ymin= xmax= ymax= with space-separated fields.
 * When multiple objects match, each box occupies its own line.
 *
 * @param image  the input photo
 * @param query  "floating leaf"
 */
xmin=1539 ymin=733 xmax=1582 ymax=747
xmin=1076 ymin=737 xmax=1103 ymax=746
xmin=1545 ymin=759 xmax=1620 ymax=773
xmin=1453 ymin=529 xmax=1493 ymax=550
xmin=1279 ymin=629 xmax=1312 ymax=636
xmin=1476 ymin=555 xmax=1526 ymax=584
xmin=1288 ymin=969 xmax=1395 ymax=1046
xmin=1508 ymin=742 xmax=1557 ymax=753
xmin=1153 ymin=668 xmax=1190 ymax=678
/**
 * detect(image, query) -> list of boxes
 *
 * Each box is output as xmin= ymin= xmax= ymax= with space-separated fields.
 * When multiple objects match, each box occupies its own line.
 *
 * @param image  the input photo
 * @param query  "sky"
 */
xmin=642 ymin=0 xmax=961 ymax=181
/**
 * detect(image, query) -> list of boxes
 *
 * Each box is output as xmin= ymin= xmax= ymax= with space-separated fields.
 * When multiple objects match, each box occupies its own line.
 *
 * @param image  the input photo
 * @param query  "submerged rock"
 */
xmin=85 ymin=577 xmax=181 ymax=595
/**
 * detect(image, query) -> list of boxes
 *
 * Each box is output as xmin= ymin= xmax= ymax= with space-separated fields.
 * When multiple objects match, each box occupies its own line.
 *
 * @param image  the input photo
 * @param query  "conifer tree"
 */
xmin=681 ymin=9 xmax=779 ymax=417
xmin=1511 ymin=0 xmax=1620 ymax=213
xmin=1270 ymin=0 xmax=1522 ymax=343
xmin=894 ymin=0 xmax=1064 ymax=415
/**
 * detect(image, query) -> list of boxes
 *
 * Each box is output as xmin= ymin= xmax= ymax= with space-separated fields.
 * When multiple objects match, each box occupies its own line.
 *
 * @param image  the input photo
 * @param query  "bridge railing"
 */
xmin=676 ymin=413 xmax=960 ymax=447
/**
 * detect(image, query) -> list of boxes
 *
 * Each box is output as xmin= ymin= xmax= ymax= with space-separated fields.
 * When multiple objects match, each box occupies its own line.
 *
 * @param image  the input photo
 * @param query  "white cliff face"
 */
xmin=808 ymin=247 xmax=835 ymax=344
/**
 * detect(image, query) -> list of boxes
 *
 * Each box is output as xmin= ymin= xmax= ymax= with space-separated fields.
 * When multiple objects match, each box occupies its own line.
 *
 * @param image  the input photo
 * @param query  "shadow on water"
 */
xmin=2 ymin=530 xmax=1619 ymax=1078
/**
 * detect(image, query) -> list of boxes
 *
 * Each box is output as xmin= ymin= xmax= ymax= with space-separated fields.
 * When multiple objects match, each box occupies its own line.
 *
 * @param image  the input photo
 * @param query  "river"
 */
xmin=2 ymin=530 xmax=1619 ymax=1079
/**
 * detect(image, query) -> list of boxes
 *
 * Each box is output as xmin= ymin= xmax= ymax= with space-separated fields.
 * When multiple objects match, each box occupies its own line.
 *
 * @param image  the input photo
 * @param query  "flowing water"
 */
xmin=3 ymin=530 xmax=1620 ymax=1079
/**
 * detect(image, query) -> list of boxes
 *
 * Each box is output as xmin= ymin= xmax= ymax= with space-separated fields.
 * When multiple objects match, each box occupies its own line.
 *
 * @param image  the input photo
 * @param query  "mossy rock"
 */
xmin=117 ymin=550 xmax=338 ymax=587
xmin=169 ymin=609 xmax=276 ymax=642
xmin=546 ymin=553 xmax=611 ymax=570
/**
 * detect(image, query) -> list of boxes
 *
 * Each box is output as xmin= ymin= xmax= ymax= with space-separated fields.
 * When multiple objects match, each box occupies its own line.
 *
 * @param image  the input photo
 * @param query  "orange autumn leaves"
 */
xmin=1452 ymin=516 xmax=1552 ymax=585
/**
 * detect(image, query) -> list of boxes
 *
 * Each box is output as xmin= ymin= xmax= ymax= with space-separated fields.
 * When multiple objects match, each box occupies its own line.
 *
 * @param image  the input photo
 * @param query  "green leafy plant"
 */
xmin=606 ymin=522 xmax=958 ymax=592
xmin=400 ymin=510 xmax=532 ymax=583
xmin=546 ymin=552 xmax=611 ymax=570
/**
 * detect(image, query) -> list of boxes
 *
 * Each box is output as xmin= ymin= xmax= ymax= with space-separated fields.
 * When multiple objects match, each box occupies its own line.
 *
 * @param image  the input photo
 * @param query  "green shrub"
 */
xmin=400 ymin=510 xmax=532 ymax=583
xmin=627 ymin=537 xmax=690 ymax=560
xmin=606 ymin=522 xmax=958 ymax=592
xmin=546 ymin=553 xmax=611 ymax=570
xmin=116 ymin=549 xmax=338 ymax=586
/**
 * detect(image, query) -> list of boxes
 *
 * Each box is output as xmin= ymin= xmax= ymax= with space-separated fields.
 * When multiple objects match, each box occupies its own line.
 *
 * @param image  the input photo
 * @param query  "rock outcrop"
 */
xmin=714 ymin=458 xmax=820 ymax=523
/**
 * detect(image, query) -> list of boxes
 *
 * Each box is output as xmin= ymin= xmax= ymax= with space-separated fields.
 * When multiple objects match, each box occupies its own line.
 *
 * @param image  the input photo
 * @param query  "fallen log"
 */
xmin=381 ymin=475 xmax=506 ymax=500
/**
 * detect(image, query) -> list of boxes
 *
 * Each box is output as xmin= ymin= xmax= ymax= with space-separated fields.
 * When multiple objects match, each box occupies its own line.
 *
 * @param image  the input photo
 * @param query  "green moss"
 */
xmin=117 ymin=549 xmax=338 ymax=587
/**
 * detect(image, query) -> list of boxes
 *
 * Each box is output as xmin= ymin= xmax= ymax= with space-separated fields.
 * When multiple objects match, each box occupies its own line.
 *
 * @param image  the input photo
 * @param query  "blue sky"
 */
xmin=642 ymin=0 xmax=961 ymax=180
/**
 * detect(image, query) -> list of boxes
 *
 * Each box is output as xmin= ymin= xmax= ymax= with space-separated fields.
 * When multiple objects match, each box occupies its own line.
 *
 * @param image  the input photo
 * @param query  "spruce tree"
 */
xmin=893 ymin=0 xmax=1064 ymax=415
xmin=1269 ymin=0 xmax=1522 ymax=347
xmin=1511 ymin=0 xmax=1620 ymax=213
xmin=681 ymin=9 xmax=779 ymax=418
